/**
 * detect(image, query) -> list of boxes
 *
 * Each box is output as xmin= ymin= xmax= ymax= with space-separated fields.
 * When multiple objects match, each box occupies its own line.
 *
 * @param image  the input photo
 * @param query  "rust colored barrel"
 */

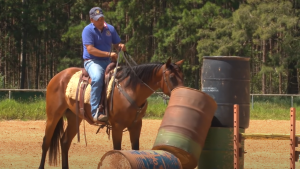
xmin=98 ymin=150 xmax=182 ymax=169
xmin=152 ymin=86 xmax=217 ymax=169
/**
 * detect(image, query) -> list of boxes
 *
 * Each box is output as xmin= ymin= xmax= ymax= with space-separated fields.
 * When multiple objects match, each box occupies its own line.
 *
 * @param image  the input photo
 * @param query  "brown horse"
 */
xmin=38 ymin=58 xmax=184 ymax=169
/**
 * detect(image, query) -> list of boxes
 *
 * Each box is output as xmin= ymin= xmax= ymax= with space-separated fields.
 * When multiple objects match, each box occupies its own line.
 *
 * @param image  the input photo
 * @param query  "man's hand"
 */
xmin=110 ymin=52 xmax=118 ymax=62
xmin=118 ymin=43 xmax=126 ymax=51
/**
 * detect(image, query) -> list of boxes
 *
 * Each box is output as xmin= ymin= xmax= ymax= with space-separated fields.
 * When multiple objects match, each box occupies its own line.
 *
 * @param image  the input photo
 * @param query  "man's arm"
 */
xmin=82 ymin=27 xmax=111 ymax=58
xmin=86 ymin=45 xmax=111 ymax=57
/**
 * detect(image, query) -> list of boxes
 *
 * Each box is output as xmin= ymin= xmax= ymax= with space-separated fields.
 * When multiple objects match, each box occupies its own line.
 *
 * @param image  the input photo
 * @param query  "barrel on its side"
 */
xmin=152 ymin=86 xmax=217 ymax=169
xmin=201 ymin=56 xmax=250 ymax=128
xmin=98 ymin=150 xmax=182 ymax=169
xmin=198 ymin=127 xmax=245 ymax=169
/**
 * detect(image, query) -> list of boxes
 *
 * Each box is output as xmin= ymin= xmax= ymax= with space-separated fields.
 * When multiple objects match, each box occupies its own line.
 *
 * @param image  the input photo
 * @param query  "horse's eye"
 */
xmin=170 ymin=74 xmax=175 ymax=78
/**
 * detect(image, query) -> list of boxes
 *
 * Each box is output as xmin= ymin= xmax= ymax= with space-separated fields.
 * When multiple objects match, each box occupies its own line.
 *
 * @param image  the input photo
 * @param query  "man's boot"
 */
xmin=97 ymin=114 xmax=108 ymax=122
xmin=93 ymin=108 xmax=108 ymax=122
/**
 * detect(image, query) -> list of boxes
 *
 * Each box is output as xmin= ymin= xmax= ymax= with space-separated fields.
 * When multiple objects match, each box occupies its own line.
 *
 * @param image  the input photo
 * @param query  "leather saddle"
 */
xmin=75 ymin=62 xmax=117 ymax=125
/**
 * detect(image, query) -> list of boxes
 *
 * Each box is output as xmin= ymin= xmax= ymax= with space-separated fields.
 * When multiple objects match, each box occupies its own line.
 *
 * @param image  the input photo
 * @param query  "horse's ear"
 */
xmin=175 ymin=59 xmax=184 ymax=67
xmin=166 ymin=57 xmax=172 ymax=67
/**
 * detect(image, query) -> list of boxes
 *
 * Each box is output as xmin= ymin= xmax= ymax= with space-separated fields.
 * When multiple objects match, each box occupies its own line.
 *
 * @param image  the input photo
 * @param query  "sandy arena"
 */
xmin=0 ymin=119 xmax=300 ymax=169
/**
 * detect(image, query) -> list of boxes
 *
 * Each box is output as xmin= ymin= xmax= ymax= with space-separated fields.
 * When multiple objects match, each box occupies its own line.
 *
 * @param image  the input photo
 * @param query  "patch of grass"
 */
xmin=144 ymin=96 xmax=168 ymax=119
xmin=0 ymin=96 xmax=169 ymax=120
xmin=0 ymin=98 xmax=46 ymax=120
xmin=250 ymin=96 xmax=300 ymax=120
xmin=1 ymin=95 xmax=299 ymax=121
xmin=250 ymin=102 xmax=297 ymax=120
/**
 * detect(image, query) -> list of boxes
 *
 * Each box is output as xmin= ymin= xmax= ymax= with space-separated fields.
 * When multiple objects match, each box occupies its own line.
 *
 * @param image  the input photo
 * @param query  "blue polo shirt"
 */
xmin=82 ymin=23 xmax=121 ymax=60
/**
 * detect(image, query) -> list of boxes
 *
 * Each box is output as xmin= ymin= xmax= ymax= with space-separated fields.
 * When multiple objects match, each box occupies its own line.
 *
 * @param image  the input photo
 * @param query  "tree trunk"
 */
xmin=287 ymin=59 xmax=299 ymax=94
xmin=195 ymin=57 xmax=199 ymax=89
xmin=255 ymin=44 xmax=259 ymax=76
xmin=35 ymin=38 xmax=40 ymax=89
xmin=20 ymin=43 xmax=26 ymax=89
xmin=269 ymin=73 xmax=272 ymax=93
xmin=262 ymin=40 xmax=266 ymax=94
xmin=20 ymin=0 xmax=26 ymax=89
xmin=50 ymin=40 xmax=53 ymax=78
xmin=278 ymin=32 xmax=282 ymax=94
xmin=269 ymin=39 xmax=272 ymax=93
xmin=1 ymin=29 xmax=6 ymax=88
xmin=26 ymin=50 xmax=30 ymax=89
xmin=279 ymin=73 xmax=282 ymax=94
xmin=125 ymin=12 xmax=129 ymax=42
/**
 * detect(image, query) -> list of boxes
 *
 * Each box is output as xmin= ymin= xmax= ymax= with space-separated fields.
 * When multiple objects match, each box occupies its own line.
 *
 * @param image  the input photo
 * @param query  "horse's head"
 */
xmin=160 ymin=58 xmax=184 ymax=96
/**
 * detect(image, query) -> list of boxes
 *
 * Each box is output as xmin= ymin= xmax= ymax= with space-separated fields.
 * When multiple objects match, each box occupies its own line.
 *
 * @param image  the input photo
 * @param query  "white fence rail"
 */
xmin=1 ymin=89 xmax=299 ymax=108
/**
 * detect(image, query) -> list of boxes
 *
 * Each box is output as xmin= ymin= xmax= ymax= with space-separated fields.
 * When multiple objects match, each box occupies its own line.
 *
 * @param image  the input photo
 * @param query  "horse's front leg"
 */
xmin=112 ymin=124 xmax=124 ymax=150
xmin=128 ymin=119 xmax=142 ymax=150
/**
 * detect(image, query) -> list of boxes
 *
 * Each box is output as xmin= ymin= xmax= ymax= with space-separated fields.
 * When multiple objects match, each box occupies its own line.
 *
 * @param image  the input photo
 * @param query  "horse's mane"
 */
xmin=115 ymin=62 xmax=164 ymax=90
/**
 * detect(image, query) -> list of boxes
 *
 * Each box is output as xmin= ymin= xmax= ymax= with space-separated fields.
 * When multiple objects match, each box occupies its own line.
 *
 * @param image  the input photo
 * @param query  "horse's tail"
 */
xmin=48 ymin=117 xmax=64 ymax=166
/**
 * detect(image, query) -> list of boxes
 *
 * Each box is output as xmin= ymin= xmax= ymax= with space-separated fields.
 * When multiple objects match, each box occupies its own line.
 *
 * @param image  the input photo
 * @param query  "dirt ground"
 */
xmin=0 ymin=119 xmax=300 ymax=169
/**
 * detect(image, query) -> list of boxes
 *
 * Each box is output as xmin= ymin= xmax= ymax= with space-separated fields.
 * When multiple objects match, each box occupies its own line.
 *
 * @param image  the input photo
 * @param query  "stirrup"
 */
xmin=93 ymin=109 xmax=108 ymax=122
xmin=97 ymin=114 xmax=108 ymax=122
xmin=93 ymin=108 xmax=99 ymax=122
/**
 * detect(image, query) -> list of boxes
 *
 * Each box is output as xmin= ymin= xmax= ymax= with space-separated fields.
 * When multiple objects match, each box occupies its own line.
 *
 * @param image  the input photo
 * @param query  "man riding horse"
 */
xmin=38 ymin=6 xmax=185 ymax=169
xmin=82 ymin=7 xmax=126 ymax=122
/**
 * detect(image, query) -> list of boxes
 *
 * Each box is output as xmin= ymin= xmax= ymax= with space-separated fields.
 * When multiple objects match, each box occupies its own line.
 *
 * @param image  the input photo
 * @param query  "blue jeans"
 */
xmin=84 ymin=59 xmax=111 ymax=117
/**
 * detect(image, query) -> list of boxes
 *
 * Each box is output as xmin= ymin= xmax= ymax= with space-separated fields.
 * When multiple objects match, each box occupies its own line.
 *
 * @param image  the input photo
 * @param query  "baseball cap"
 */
xmin=89 ymin=7 xmax=105 ymax=21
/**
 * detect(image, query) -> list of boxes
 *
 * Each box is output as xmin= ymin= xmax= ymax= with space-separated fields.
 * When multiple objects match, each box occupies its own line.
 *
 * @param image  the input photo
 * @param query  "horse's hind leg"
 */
xmin=39 ymin=105 xmax=66 ymax=169
xmin=128 ymin=119 xmax=142 ymax=150
xmin=60 ymin=109 xmax=82 ymax=169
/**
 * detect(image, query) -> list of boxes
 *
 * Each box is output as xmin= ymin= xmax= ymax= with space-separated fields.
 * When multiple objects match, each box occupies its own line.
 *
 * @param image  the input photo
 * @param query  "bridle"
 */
xmin=120 ymin=51 xmax=179 ymax=99
xmin=162 ymin=64 xmax=175 ymax=95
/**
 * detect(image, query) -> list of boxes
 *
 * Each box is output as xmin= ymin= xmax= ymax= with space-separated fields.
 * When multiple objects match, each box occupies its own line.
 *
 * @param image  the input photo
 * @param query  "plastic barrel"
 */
xmin=98 ymin=150 xmax=182 ymax=169
xmin=198 ymin=127 xmax=245 ymax=169
xmin=152 ymin=86 xmax=217 ymax=169
xmin=201 ymin=56 xmax=250 ymax=128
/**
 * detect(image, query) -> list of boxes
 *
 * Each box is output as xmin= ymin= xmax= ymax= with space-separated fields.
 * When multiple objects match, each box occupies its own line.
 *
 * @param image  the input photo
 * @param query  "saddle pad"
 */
xmin=65 ymin=70 xmax=115 ymax=104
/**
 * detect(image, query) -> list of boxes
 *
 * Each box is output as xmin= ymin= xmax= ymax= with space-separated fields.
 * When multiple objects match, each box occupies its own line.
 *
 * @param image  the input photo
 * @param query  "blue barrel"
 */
xmin=98 ymin=150 xmax=182 ymax=169
xmin=201 ymin=56 xmax=250 ymax=128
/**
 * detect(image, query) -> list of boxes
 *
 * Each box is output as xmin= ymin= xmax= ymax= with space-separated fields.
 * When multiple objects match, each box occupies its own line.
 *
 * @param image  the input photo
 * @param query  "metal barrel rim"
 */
xmin=203 ymin=56 xmax=250 ymax=61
